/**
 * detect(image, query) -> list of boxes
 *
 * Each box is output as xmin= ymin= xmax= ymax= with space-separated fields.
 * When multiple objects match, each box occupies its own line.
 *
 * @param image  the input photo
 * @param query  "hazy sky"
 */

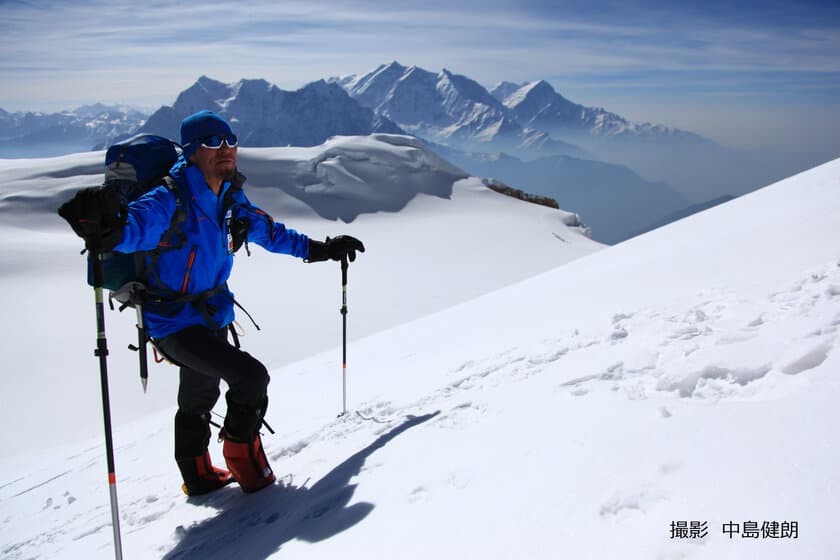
xmin=2 ymin=0 xmax=839 ymax=155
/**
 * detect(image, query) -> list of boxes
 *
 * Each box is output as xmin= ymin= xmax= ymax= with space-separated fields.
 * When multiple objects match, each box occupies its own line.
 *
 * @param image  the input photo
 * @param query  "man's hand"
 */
xmin=307 ymin=235 xmax=365 ymax=263
xmin=58 ymin=186 xmax=125 ymax=252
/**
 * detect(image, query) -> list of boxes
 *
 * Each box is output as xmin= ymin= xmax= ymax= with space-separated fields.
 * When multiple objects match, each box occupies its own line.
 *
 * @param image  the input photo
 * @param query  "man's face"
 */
xmin=190 ymin=142 xmax=237 ymax=185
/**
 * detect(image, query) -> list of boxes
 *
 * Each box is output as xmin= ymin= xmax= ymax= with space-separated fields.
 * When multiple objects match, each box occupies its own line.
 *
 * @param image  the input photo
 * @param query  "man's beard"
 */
xmin=213 ymin=166 xmax=237 ymax=183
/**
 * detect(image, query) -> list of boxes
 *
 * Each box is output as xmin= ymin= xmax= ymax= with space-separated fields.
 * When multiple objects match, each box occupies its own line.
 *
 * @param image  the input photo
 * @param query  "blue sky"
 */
xmin=1 ymin=0 xmax=839 ymax=155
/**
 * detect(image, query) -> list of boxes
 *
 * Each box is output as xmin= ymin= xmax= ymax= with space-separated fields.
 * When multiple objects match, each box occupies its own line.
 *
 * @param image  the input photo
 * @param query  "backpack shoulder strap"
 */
xmin=156 ymin=176 xmax=189 ymax=247
xmin=134 ymin=175 xmax=189 ymax=292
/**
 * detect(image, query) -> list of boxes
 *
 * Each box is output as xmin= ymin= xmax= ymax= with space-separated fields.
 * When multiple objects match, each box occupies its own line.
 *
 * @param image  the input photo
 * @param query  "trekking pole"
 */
xmin=91 ymin=250 xmax=124 ymax=560
xmin=340 ymin=256 xmax=349 ymax=416
xmin=117 ymin=282 xmax=150 ymax=393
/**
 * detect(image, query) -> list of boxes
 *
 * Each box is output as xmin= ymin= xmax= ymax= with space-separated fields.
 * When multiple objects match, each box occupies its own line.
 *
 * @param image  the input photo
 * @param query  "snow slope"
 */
xmin=1 ymin=149 xmax=838 ymax=559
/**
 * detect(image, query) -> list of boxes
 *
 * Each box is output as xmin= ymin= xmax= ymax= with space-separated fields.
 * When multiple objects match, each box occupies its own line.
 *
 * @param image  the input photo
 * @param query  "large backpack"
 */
xmin=89 ymin=134 xmax=186 ymax=292
xmin=91 ymin=135 xmax=255 ymax=390
xmin=87 ymin=134 xmax=190 ymax=391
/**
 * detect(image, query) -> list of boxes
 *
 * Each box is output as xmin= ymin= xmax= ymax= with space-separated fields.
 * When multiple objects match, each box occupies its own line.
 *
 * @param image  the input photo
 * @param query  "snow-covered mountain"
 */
xmin=334 ymin=63 xmax=707 ymax=242
xmin=238 ymin=134 xmax=475 ymax=222
xmin=0 ymin=68 xmax=701 ymax=244
xmin=335 ymin=62 xmax=710 ymax=157
xmin=0 ymin=104 xmax=145 ymax=157
xmin=338 ymin=62 xmax=820 ymax=206
xmin=493 ymin=79 xmax=706 ymax=143
xmin=1 ymin=136 xmax=838 ymax=558
xmin=333 ymin=62 xmax=585 ymax=158
xmin=5 ymin=65 xmax=825 ymax=245
xmin=489 ymin=79 xmax=804 ymax=203
xmin=0 ymin=133 xmax=481 ymax=226
xmin=137 ymin=76 xmax=403 ymax=148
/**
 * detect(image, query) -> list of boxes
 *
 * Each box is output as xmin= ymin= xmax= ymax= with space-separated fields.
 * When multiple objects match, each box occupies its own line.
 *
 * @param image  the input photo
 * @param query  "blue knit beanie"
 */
xmin=180 ymin=110 xmax=233 ymax=160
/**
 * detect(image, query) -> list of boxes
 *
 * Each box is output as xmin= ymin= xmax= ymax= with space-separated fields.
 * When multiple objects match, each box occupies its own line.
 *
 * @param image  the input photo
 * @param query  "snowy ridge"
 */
xmin=238 ymin=134 xmax=473 ymax=221
xmin=499 ymin=79 xmax=555 ymax=110
xmin=497 ymin=79 xmax=701 ymax=142
xmin=340 ymin=63 xmax=584 ymax=158
xmin=0 ymin=134 xmax=469 ymax=223
xmin=338 ymin=62 xmax=409 ymax=111
xmin=340 ymin=62 xmax=700 ymax=152
xmin=0 ymin=151 xmax=838 ymax=557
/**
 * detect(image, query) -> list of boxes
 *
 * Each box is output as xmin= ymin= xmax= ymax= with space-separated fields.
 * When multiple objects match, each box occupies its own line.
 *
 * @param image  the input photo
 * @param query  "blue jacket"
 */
xmin=114 ymin=156 xmax=310 ymax=339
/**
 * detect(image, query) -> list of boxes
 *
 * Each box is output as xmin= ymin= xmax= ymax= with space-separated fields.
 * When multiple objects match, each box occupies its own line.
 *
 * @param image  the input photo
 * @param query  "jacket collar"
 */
xmin=169 ymin=157 xmax=226 ymax=226
xmin=169 ymin=156 xmax=245 ymax=195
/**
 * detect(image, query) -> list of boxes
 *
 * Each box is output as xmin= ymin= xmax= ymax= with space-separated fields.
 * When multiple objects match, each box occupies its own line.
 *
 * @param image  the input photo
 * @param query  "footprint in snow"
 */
xmin=780 ymin=339 xmax=834 ymax=375
xmin=745 ymin=315 xmax=764 ymax=328
xmin=609 ymin=326 xmax=629 ymax=343
xmin=668 ymin=326 xmax=703 ymax=341
xmin=612 ymin=312 xmax=635 ymax=324
xmin=434 ymin=401 xmax=487 ymax=429
xmin=657 ymin=364 xmax=772 ymax=398
xmin=408 ymin=486 xmax=430 ymax=504
xmin=599 ymin=489 xmax=663 ymax=519
xmin=658 ymin=461 xmax=682 ymax=475
xmin=527 ymin=347 xmax=569 ymax=366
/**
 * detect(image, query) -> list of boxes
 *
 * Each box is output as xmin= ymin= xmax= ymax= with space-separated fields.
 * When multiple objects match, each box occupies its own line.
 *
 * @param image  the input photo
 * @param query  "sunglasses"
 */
xmin=198 ymin=134 xmax=238 ymax=149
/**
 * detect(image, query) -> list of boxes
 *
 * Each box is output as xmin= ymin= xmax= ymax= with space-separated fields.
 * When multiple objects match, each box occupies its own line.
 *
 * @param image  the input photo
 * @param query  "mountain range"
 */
xmin=0 ymin=62 xmax=714 ymax=166
xmin=331 ymin=63 xmax=586 ymax=158
xmin=0 ymin=61 xmax=815 ymax=243
xmin=331 ymin=62 xmax=794 ymax=206
xmin=137 ymin=77 xmax=403 ymax=148
xmin=335 ymin=62 xmax=706 ymax=152
xmin=493 ymin=79 xmax=701 ymax=141
xmin=0 ymin=104 xmax=146 ymax=158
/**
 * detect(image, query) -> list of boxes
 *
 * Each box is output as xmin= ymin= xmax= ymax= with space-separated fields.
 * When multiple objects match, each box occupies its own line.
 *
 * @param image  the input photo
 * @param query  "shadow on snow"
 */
xmin=163 ymin=412 xmax=439 ymax=559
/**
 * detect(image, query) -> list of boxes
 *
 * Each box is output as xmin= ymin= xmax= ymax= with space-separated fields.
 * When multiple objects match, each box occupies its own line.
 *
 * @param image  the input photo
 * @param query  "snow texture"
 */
xmin=0 ymin=140 xmax=838 ymax=559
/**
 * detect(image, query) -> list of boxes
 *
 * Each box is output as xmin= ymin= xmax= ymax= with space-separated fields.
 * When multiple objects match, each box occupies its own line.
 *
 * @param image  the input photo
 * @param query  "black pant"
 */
xmin=156 ymin=325 xmax=270 ymax=458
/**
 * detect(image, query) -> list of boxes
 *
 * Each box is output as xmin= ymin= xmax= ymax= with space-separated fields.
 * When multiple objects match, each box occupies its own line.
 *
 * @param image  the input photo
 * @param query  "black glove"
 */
xmin=306 ymin=235 xmax=365 ymax=263
xmin=58 ymin=186 xmax=126 ymax=252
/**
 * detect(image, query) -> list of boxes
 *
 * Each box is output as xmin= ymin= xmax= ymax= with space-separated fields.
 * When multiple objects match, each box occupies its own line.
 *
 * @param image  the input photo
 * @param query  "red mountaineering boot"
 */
xmin=222 ymin=432 xmax=276 ymax=493
xmin=177 ymin=450 xmax=235 ymax=496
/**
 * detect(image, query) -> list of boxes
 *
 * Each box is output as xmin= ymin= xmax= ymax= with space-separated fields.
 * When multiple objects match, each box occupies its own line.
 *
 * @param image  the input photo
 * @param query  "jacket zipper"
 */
xmin=181 ymin=245 xmax=198 ymax=293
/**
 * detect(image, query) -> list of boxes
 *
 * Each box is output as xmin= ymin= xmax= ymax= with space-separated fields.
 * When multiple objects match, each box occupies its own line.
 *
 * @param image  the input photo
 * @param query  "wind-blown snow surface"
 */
xmin=2 ymin=149 xmax=839 ymax=558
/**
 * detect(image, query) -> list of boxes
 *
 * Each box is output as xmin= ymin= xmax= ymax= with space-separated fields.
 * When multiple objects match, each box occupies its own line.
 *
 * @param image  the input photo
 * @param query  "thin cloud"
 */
xmin=0 ymin=0 xmax=838 ymax=156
